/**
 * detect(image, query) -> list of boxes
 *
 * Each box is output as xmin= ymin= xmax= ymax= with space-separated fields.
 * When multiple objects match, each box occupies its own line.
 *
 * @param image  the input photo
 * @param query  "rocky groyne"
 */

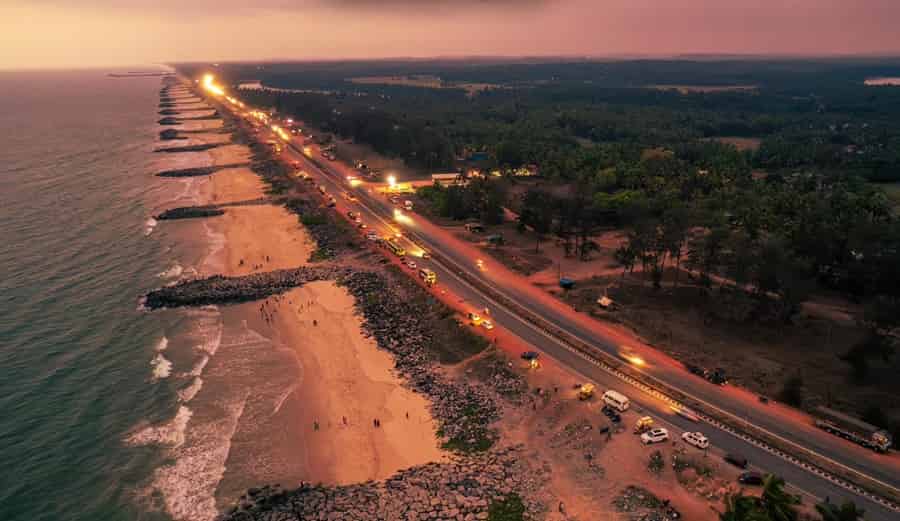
xmin=154 ymin=143 xmax=222 ymax=153
xmin=158 ymin=129 xmax=185 ymax=140
xmin=144 ymin=266 xmax=352 ymax=309
xmin=217 ymin=445 xmax=548 ymax=521
xmin=155 ymin=163 xmax=249 ymax=177
xmin=157 ymin=117 xmax=180 ymax=126
xmin=155 ymin=206 xmax=225 ymax=220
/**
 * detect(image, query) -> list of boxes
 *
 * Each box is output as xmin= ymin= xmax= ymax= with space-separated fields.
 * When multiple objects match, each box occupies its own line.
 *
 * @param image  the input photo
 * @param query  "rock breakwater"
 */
xmin=144 ymin=266 xmax=352 ymax=309
xmin=154 ymin=143 xmax=222 ymax=153
xmin=155 ymin=206 xmax=225 ymax=220
xmin=218 ymin=445 xmax=548 ymax=521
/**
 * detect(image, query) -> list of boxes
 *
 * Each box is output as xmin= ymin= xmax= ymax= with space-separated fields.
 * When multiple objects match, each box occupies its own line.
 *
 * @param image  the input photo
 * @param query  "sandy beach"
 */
xmin=159 ymin=125 xmax=446 ymax=515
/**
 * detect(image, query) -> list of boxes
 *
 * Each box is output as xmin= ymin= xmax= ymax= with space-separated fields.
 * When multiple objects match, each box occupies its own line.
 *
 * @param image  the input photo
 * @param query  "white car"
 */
xmin=681 ymin=431 xmax=709 ymax=449
xmin=480 ymin=320 xmax=494 ymax=330
xmin=405 ymin=260 xmax=417 ymax=269
xmin=641 ymin=428 xmax=670 ymax=445
xmin=366 ymin=232 xmax=378 ymax=241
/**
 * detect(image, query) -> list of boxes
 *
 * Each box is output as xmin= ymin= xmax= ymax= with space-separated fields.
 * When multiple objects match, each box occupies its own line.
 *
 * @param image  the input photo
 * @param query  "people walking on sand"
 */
xmin=342 ymin=416 xmax=347 ymax=425
xmin=313 ymin=421 xmax=319 ymax=431
xmin=313 ymin=319 xmax=317 ymax=326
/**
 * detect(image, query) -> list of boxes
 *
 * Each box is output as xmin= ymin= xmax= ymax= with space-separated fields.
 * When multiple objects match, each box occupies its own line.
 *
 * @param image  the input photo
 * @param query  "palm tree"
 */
xmin=720 ymin=491 xmax=768 ymax=521
xmin=761 ymin=475 xmax=801 ymax=521
xmin=815 ymin=500 xmax=866 ymax=521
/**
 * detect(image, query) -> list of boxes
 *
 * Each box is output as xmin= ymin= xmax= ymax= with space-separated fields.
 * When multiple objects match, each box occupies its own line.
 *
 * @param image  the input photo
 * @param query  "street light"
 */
xmin=387 ymin=175 xmax=396 ymax=189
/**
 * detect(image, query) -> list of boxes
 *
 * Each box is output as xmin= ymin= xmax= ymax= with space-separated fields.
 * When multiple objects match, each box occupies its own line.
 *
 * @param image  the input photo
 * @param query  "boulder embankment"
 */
xmin=155 ymin=206 xmax=225 ymax=221
xmin=174 ymin=112 xmax=221 ymax=121
xmin=217 ymin=445 xmax=546 ymax=521
xmin=155 ymin=163 xmax=249 ymax=177
xmin=144 ymin=266 xmax=351 ymax=309
xmin=159 ymin=129 xmax=186 ymax=140
xmin=154 ymin=143 xmax=222 ymax=153
xmin=158 ymin=117 xmax=180 ymax=126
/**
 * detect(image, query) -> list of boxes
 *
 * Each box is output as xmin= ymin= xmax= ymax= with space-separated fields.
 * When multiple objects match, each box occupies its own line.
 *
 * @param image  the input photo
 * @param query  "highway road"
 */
xmin=222 ymin=99 xmax=900 ymax=520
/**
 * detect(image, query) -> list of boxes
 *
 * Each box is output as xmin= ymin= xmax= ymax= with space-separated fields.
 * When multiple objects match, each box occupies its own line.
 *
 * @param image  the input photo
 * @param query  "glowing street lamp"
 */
xmin=387 ymin=175 xmax=397 ymax=189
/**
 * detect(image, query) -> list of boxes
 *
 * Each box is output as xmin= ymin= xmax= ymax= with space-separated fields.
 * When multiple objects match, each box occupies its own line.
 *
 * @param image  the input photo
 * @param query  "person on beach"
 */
xmin=313 ymin=421 xmax=319 ymax=431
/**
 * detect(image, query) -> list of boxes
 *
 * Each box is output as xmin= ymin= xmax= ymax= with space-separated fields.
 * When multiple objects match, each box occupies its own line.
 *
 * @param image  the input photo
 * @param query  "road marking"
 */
xmin=238 ymin=103 xmax=899 ymax=513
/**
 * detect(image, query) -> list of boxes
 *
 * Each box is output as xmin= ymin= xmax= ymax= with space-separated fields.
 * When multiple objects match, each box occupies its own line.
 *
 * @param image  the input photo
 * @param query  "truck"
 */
xmin=814 ymin=406 xmax=892 ymax=453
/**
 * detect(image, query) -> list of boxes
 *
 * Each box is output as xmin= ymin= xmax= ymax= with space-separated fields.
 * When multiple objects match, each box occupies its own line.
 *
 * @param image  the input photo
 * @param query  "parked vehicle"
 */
xmin=724 ymin=453 xmax=749 ymax=469
xmin=577 ymin=383 xmax=595 ymax=400
xmin=813 ymin=406 xmax=892 ymax=452
xmin=681 ymin=431 xmax=709 ymax=449
xmin=634 ymin=416 xmax=654 ymax=434
xmin=641 ymin=428 xmax=670 ymax=445
xmin=602 ymin=390 xmax=630 ymax=412
xmin=738 ymin=471 xmax=765 ymax=485
xmin=418 ymin=268 xmax=436 ymax=285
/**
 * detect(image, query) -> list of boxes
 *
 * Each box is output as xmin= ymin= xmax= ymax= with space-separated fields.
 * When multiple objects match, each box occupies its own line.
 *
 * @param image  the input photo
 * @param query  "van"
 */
xmin=602 ymin=390 xmax=630 ymax=412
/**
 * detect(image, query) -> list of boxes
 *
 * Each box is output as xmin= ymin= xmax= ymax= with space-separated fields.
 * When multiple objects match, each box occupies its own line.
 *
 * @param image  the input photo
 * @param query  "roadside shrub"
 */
xmin=488 ymin=494 xmax=526 ymax=521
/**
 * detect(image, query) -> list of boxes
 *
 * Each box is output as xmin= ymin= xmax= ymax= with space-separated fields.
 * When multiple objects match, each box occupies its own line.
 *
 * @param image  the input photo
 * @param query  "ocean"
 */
xmin=0 ymin=70 xmax=222 ymax=521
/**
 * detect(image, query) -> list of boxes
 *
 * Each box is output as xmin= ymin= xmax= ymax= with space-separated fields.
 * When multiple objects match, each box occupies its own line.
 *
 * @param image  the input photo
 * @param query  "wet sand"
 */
xmin=170 ymin=128 xmax=446 ymax=513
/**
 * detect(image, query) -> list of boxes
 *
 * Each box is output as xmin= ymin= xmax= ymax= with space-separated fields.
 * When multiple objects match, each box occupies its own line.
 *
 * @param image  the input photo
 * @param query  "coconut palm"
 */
xmin=720 ymin=491 xmax=769 ymax=521
xmin=815 ymin=500 xmax=866 ymax=521
xmin=761 ymin=474 xmax=801 ymax=521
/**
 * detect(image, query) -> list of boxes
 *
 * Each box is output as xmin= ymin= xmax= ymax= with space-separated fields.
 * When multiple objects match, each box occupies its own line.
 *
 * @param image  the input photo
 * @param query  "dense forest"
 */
xmin=179 ymin=59 xmax=900 ymax=391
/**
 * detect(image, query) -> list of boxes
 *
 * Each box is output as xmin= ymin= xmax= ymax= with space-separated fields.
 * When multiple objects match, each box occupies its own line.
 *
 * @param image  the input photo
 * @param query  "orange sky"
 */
xmin=3 ymin=1 xmax=900 ymax=70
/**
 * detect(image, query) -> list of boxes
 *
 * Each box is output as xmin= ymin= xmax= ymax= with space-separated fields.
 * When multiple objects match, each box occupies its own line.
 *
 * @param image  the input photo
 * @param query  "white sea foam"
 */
xmin=157 ymin=263 xmax=184 ymax=279
xmin=125 ymin=405 xmax=193 ymax=448
xmin=199 ymin=221 xmax=226 ymax=274
xmin=154 ymin=336 xmax=169 ymax=352
xmin=149 ymin=397 xmax=247 ymax=521
xmin=187 ymin=355 xmax=209 ymax=377
xmin=144 ymin=217 xmax=158 ymax=236
xmin=177 ymin=377 xmax=203 ymax=402
xmin=150 ymin=353 xmax=173 ymax=380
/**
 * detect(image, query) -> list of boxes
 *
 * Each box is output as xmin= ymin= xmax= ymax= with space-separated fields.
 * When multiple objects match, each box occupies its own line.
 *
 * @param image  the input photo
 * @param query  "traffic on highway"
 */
xmin=206 ymin=78 xmax=900 ymax=520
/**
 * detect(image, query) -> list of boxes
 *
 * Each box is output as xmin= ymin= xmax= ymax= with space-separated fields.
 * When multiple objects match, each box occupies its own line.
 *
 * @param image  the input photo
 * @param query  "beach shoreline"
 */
xmin=147 ymin=104 xmax=446 ymax=519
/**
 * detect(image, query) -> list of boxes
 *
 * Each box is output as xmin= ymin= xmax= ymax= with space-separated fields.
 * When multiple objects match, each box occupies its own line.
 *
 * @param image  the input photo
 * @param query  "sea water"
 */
xmin=0 ymin=70 xmax=223 ymax=521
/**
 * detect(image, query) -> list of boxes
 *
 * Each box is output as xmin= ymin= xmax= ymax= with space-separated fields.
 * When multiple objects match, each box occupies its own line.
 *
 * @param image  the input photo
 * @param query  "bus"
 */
xmin=385 ymin=239 xmax=405 ymax=257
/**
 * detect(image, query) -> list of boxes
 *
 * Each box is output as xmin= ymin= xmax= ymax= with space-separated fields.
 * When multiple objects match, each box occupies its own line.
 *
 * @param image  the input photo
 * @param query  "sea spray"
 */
xmin=125 ymin=406 xmax=193 ymax=448
xmin=150 ymin=353 xmax=173 ymax=380
xmin=177 ymin=377 xmax=203 ymax=402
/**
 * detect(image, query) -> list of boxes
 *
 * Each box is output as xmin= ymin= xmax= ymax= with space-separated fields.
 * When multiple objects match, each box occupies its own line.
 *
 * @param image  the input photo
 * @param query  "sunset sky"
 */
xmin=3 ymin=0 xmax=900 ymax=70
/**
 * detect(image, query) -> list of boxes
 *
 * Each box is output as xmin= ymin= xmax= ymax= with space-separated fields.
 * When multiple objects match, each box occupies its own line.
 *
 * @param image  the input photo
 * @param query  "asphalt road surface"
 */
xmin=247 ymin=115 xmax=899 ymax=520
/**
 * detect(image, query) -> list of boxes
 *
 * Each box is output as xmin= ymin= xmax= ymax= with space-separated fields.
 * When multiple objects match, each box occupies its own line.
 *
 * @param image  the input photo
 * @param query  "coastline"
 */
xmin=143 ymin=96 xmax=446 ymax=520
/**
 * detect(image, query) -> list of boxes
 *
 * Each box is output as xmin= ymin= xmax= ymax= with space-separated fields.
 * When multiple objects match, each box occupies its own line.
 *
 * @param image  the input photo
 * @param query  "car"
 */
xmin=520 ymin=351 xmax=540 ymax=361
xmin=347 ymin=211 xmax=358 ymax=219
xmin=681 ymin=431 xmax=709 ymax=449
xmin=405 ymin=260 xmax=417 ymax=269
xmin=641 ymin=428 xmax=670 ymax=445
xmin=609 ymin=412 xmax=622 ymax=423
xmin=480 ymin=320 xmax=494 ymax=330
xmin=366 ymin=232 xmax=378 ymax=241
xmin=421 ymin=251 xmax=431 ymax=259
xmin=724 ymin=453 xmax=749 ymax=469
xmin=738 ymin=472 xmax=765 ymax=485
xmin=466 ymin=312 xmax=482 ymax=324
xmin=357 ymin=222 xmax=367 ymax=229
